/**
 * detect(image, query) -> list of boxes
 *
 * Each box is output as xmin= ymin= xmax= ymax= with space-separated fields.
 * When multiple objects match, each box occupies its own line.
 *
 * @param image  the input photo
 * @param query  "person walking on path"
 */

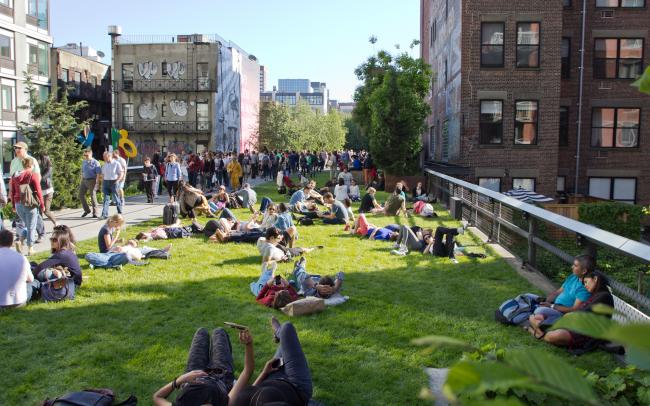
xmin=227 ymin=158 xmax=243 ymax=191
xmin=11 ymin=158 xmax=44 ymax=256
xmin=113 ymin=150 xmax=127 ymax=206
xmin=142 ymin=157 xmax=159 ymax=204
xmin=36 ymin=154 xmax=57 ymax=226
xmin=9 ymin=141 xmax=40 ymax=178
xmin=100 ymin=151 xmax=123 ymax=219
xmin=79 ymin=149 xmax=102 ymax=218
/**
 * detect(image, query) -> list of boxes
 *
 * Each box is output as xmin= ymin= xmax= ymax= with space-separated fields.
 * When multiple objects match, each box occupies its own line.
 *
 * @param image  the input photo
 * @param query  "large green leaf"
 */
xmin=550 ymin=312 xmax=615 ymax=338
xmin=632 ymin=66 xmax=650 ymax=95
xmin=444 ymin=360 xmax=532 ymax=400
xmin=411 ymin=335 xmax=477 ymax=351
xmin=506 ymin=349 xmax=600 ymax=405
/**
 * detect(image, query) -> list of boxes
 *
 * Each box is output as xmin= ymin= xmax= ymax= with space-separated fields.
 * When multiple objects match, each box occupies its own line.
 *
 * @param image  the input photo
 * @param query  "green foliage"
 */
xmin=343 ymin=115 xmax=368 ymax=150
xmin=18 ymin=78 xmax=90 ymax=209
xmin=578 ymin=202 xmax=643 ymax=240
xmin=353 ymin=43 xmax=431 ymax=175
xmin=257 ymin=100 xmax=346 ymax=152
xmin=632 ymin=66 xmax=650 ymax=95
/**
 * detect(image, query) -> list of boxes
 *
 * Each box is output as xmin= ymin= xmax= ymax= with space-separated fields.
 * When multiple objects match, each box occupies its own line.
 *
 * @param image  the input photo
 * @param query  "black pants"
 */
xmin=227 ymin=229 xmax=264 ymax=243
xmin=144 ymin=181 xmax=154 ymax=202
xmin=185 ymin=327 xmax=234 ymax=389
xmin=432 ymin=226 xmax=459 ymax=258
xmin=265 ymin=322 xmax=313 ymax=402
xmin=166 ymin=180 xmax=179 ymax=198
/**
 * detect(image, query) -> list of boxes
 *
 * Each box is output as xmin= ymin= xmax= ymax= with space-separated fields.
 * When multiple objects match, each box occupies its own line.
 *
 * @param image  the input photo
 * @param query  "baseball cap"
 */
xmin=13 ymin=141 xmax=28 ymax=150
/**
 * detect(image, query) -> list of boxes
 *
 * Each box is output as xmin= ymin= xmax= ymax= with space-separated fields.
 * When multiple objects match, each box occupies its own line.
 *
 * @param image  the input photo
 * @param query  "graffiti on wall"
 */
xmin=136 ymin=139 xmax=160 ymax=158
xmin=138 ymin=61 xmax=157 ymax=79
xmin=167 ymin=141 xmax=192 ymax=156
xmin=169 ymin=100 xmax=188 ymax=117
xmin=138 ymin=102 xmax=158 ymax=119
xmin=166 ymin=61 xmax=186 ymax=79
xmin=215 ymin=48 xmax=242 ymax=153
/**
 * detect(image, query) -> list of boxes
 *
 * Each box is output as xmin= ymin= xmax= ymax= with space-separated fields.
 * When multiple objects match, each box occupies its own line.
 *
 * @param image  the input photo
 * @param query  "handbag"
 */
xmin=19 ymin=173 xmax=39 ymax=208
xmin=40 ymin=267 xmax=76 ymax=302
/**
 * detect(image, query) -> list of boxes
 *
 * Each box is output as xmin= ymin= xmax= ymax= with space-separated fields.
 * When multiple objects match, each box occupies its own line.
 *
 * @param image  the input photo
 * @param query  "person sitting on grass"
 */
xmin=412 ymin=181 xmax=428 ymax=202
xmin=348 ymin=179 xmax=361 ymax=201
xmin=291 ymin=257 xmax=344 ymax=299
xmin=153 ymin=327 xmax=254 ymax=406
xmin=98 ymin=214 xmax=124 ymax=253
xmin=306 ymin=179 xmax=325 ymax=205
xmin=334 ymin=178 xmax=349 ymax=201
xmin=208 ymin=185 xmax=230 ymax=213
xmin=0 ymin=229 xmax=34 ymax=309
xmin=342 ymin=198 xmax=355 ymax=226
xmin=527 ymin=271 xmax=613 ymax=350
xmin=32 ymin=225 xmax=82 ymax=286
xmin=256 ymin=274 xmax=299 ymax=309
xmin=316 ymin=192 xmax=348 ymax=225
xmin=135 ymin=220 xmax=204 ymax=241
xmin=528 ymin=255 xmax=594 ymax=326
xmin=358 ymin=187 xmax=384 ymax=214
xmin=177 ymin=180 xmax=213 ymax=219
xmin=288 ymin=185 xmax=320 ymax=218
xmin=382 ymin=185 xmax=408 ymax=217
xmin=274 ymin=203 xmax=297 ymax=246
xmin=233 ymin=183 xmax=257 ymax=213
xmin=230 ymin=318 xmax=313 ymax=406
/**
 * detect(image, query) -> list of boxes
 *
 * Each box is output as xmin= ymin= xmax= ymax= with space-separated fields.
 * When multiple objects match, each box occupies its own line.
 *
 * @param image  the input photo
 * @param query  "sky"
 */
xmin=51 ymin=0 xmax=420 ymax=101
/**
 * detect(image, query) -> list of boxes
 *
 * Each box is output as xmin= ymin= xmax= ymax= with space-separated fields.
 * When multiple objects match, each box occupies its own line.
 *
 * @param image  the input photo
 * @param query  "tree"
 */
xmin=343 ymin=115 xmax=368 ymax=150
xmin=257 ymin=101 xmax=296 ymax=151
xmin=18 ymin=78 xmax=90 ymax=209
xmin=354 ymin=41 xmax=431 ymax=175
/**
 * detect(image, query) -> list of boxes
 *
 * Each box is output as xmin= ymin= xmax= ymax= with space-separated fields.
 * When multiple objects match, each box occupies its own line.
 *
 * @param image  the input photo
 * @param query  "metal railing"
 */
xmin=119 ymin=79 xmax=215 ymax=92
xmin=121 ymin=121 xmax=210 ymax=133
xmin=425 ymin=168 xmax=650 ymax=315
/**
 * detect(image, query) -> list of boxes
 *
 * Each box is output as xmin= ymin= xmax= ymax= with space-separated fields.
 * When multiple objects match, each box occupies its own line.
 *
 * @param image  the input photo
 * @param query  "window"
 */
xmin=563 ymin=0 xmax=572 ymax=7
xmin=37 ymin=85 xmax=48 ymax=102
xmin=2 ymin=131 xmax=16 ymax=175
xmin=122 ymin=103 xmax=134 ymax=123
xmin=73 ymin=71 xmax=81 ymax=83
xmin=559 ymin=106 xmax=569 ymax=146
xmin=479 ymin=178 xmax=501 ymax=192
xmin=561 ymin=38 xmax=571 ymax=78
xmin=161 ymin=61 xmax=168 ymax=76
xmin=481 ymin=22 xmax=504 ymax=67
xmin=1 ymin=83 xmax=13 ymax=111
xmin=516 ymin=23 xmax=540 ymax=68
xmin=430 ymin=20 xmax=436 ymax=47
xmin=594 ymin=38 xmax=643 ymax=79
xmin=589 ymin=178 xmax=636 ymax=203
xmin=196 ymin=102 xmax=209 ymax=130
xmin=515 ymin=101 xmax=538 ymax=145
xmin=591 ymin=107 xmax=640 ymax=148
xmin=122 ymin=63 xmax=134 ymax=89
xmin=0 ymin=35 xmax=11 ymax=59
xmin=444 ymin=59 xmax=448 ymax=83
xmin=61 ymin=68 xmax=68 ymax=82
xmin=0 ymin=0 xmax=12 ymax=7
xmin=27 ymin=0 xmax=48 ymax=29
xmin=480 ymin=100 xmax=503 ymax=144
xmin=596 ymin=0 xmax=645 ymax=7
xmin=513 ymin=178 xmax=535 ymax=191
xmin=556 ymin=176 xmax=566 ymax=192
xmin=28 ymin=41 xmax=48 ymax=76
xmin=161 ymin=103 xmax=167 ymax=118
xmin=429 ymin=126 xmax=435 ymax=156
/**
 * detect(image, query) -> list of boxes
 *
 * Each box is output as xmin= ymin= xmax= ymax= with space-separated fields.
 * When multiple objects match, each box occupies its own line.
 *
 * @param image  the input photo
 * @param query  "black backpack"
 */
xmin=40 ymin=389 xmax=137 ymax=406
xmin=298 ymin=217 xmax=314 ymax=226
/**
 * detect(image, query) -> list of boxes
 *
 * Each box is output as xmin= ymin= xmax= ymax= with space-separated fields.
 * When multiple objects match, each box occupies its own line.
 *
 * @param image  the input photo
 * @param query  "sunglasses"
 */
xmin=13 ymin=146 xmax=22 ymax=150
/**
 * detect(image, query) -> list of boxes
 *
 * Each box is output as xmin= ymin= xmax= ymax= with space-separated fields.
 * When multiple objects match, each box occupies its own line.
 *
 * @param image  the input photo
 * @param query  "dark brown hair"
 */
xmin=272 ymin=290 xmax=293 ymax=309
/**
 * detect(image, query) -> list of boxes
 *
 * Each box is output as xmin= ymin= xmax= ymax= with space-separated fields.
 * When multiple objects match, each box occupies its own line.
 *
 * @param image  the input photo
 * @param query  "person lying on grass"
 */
xmin=350 ymin=213 xmax=399 ymax=241
xmin=414 ymin=225 xmax=468 ymax=263
xmin=526 ymin=271 xmax=613 ymax=350
xmin=256 ymin=274 xmax=299 ymax=309
xmin=528 ymin=255 xmax=594 ymax=326
xmin=110 ymin=239 xmax=172 ymax=261
xmin=209 ymin=222 xmax=265 ymax=244
xmin=153 ymin=327 xmax=254 ymax=406
xmin=135 ymin=219 xmax=204 ymax=241
xmin=315 ymin=192 xmax=348 ymax=225
xmin=257 ymin=227 xmax=323 ymax=266
xmin=292 ymin=257 xmax=344 ymax=299
xmin=230 ymin=318 xmax=313 ymax=406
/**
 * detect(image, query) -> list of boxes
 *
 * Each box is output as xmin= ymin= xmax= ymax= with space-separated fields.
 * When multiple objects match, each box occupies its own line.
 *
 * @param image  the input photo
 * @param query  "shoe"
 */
xmin=392 ymin=243 xmax=401 ymax=249
xmin=81 ymin=211 xmax=90 ymax=218
xmin=451 ymin=258 xmax=459 ymax=264
xmin=391 ymin=249 xmax=407 ymax=256
xmin=27 ymin=247 xmax=34 ymax=256
xmin=457 ymin=227 xmax=465 ymax=235
xmin=92 ymin=215 xmax=98 ymax=218
xmin=295 ymin=256 xmax=306 ymax=269
xmin=35 ymin=237 xmax=43 ymax=244
xmin=89 ymin=264 xmax=94 ymax=270
xmin=99 ymin=216 xmax=107 ymax=220
xmin=270 ymin=316 xmax=281 ymax=343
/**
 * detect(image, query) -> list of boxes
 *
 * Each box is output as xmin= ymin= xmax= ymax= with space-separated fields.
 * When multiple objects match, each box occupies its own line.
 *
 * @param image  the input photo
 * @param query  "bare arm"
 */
xmin=553 ymin=298 xmax=584 ymax=314
xmin=153 ymin=370 xmax=207 ymax=406
xmin=228 ymin=330 xmax=255 ymax=400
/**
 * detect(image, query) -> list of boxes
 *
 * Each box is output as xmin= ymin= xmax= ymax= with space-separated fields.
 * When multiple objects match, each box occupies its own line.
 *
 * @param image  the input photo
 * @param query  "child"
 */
xmin=98 ymin=214 xmax=124 ymax=253
xmin=348 ymin=179 xmax=361 ymax=201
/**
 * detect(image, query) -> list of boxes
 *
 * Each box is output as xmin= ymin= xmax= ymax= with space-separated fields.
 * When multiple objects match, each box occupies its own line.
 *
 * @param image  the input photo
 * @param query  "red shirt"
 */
xmin=10 ymin=170 xmax=44 ymax=211
xmin=256 ymin=284 xmax=299 ymax=307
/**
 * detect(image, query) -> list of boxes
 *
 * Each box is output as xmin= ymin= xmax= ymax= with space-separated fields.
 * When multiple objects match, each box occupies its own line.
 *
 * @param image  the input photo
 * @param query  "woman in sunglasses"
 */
xmin=31 ymin=225 xmax=82 ymax=286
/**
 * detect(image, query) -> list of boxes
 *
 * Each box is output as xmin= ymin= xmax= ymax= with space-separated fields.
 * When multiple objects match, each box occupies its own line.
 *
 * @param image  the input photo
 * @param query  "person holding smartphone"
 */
xmin=153 ymin=327 xmax=254 ymax=406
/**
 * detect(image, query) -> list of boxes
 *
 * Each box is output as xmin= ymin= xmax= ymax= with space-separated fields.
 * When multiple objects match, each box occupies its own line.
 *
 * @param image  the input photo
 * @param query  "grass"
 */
xmin=0 ymin=174 xmax=618 ymax=405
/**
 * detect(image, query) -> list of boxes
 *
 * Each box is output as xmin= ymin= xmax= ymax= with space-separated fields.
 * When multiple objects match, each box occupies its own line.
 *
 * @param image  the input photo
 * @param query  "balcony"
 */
xmin=121 ymin=121 xmax=211 ymax=133
xmin=119 ymin=78 xmax=216 ymax=92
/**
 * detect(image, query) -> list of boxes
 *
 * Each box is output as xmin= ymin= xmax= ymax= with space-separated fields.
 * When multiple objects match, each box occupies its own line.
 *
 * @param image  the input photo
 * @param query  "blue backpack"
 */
xmin=495 ymin=293 xmax=540 ymax=325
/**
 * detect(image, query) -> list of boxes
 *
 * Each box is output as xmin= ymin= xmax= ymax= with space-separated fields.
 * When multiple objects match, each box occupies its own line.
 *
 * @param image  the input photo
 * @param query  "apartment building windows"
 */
xmin=28 ymin=41 xmax=48 ymax=76
xmin=479 ymin=100 xmax=503 ymax=144
xmin=561 ymin=38 xmax=571 ymax=78
xmin=516 ymin=23 xmax=540 ymax=68
xmin=591 ymin=107 xmax=640 ymax=148
xmin=122 ymin=63 xmax=134 ymax=89
xmin=563 ymin=0 xmax=572 ymax=7
xmin=479 ymin=177 xmax=501 ymax=192
xmin=514 ymin=101 xmax=538 ymax=145
xmin=196 ymin=102 xmax=209 ymax=131
xmin=594 ymin=38 xmax=643 ymax=79
xmin=513 ymin=178 xmax=536 ymax=191
xmin=0 ymin=34 xmax=11 ymax=59
xmin=61 ymin=68 xmax=68 ymax=82
xmin=481 ymin=22 xmax=504 ymax=67
xmin=430 ymin=20 xmax=436 ymax=47
xmin=73 ymin=71 xmax=81 ymax=96
xmin=0 ymin=0 xmax=12 ymax=8
xmin=27 ymin=0 xmax=48 ymax=29
xmin=556 ymin=176 xmax=566 ymax=192
xmin=1 ymin=80 xmax=14 ymax=112
xmin=122 ymin=103 xmax=134 ymax=124
xmin=197 ymin=62 xmax=209 ymax=90
xmin=589 ymin=177 xmax=636 ymax=203
xmin=2 ymin=131 xmax=16 ymax=174
xmin=559 ymin=106 xmax=569 ymax=146
xmin=596 ymin=0 xmax=645 ymax=7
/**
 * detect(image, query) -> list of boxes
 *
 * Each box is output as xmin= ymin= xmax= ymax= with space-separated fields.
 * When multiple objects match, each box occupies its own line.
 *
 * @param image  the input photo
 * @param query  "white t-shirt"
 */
xmin=338 ymin=171 xmax=353 ymax=186
xmin=348 ymin=185 xmax=360 ymax=198
xmin=0 ymin=247 xmax=31 ymax=306
xmin=256 ymin=237 xmax=284 ymax=262
xmin=334 ymin=184 xmax=349 ymax=201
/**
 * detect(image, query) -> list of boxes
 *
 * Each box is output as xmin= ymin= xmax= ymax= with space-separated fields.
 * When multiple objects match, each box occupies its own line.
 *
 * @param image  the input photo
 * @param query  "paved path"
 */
xmin=19 ymin=176 xmax=270 ymax=254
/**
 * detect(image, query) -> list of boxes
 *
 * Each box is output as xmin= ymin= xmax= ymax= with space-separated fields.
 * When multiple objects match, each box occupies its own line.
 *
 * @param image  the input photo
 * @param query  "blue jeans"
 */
xmin=16 ymin=203 xmax=38 ymax=247
xmin=102 ymin=180 xmax=122 ymax=217
xmin=266 ymin=322 xmax=313 ymax=402
xmin=85 ymin=252 xmax=129 ymax=268
xmin=260 ymin=197 xmax=273 ymax=212
xmin=250 ymin=264 xmax=275 ymax=296
xmin=533 ymin=306 xmax=564 ymax=325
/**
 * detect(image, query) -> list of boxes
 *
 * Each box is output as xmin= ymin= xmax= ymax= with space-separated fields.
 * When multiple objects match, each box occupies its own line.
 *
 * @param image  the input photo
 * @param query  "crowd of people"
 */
xmin=0 ymin=142 xmax=623 ymax=405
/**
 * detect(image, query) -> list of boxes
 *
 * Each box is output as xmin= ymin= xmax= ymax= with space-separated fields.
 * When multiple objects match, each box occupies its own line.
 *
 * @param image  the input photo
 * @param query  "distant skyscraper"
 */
xmin=259 ymin=65 xmax=268 ymax=92
xmin=278 ymin=79 xmax=311 ymax=93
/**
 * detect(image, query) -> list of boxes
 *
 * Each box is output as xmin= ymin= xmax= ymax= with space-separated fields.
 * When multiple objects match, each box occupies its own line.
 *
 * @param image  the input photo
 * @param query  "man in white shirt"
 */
xmin=101 ymin=151 xmax=124 ymax=219
xmin=113 ymin=150 xmax=127 ymax=206
xmin=337 ymin=167 xmax=354 ymax=186
xmin=0 ymin=229 xmax=33 ymax=308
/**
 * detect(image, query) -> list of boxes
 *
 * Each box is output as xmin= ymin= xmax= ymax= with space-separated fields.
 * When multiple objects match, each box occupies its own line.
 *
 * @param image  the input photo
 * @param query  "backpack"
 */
xmin=19 ymin=174 xmax=39 ymax=208
xmin=495 ymin=293 xmax=540 ymax=325
xmin=39 ymin=267 xmax=76 ymax=302
xmin=278 ymin=186 xmax=287 ymax=195
xmin=144 ymin=249 xmax=170 ymax=260
xmin=298 ymin=217 xmax=314 ymax=226
xmin=163 ymin=202 xmax=180 ymax=225
xmin=40 ymin=388 xmax=137 ymax=406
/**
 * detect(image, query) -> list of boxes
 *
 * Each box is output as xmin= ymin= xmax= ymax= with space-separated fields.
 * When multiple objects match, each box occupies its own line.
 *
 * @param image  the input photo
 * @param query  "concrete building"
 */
xmin=278 ymin=78 xmax=311 ymax=93
xmin=261 ymin=79 xmax=330 ymax=113
xmin=50 ymin=47 xmax=111 ymax=159
xmin=0 ymin=0 xmax=52 ymax=174
xmin=338 ymin=102 xmax=356 ymax=114
xmin=420 ymin=0 xmax=650 ymax=205
xmin=56 ymin=42 xmax=105 ymax=63
xmin=259 ymin=65 xmax=268 ymax=92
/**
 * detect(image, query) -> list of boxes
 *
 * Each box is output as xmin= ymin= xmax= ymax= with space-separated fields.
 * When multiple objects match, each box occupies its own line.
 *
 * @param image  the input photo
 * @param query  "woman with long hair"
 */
xmin=38 ymin=154 xmax=57 ymax=225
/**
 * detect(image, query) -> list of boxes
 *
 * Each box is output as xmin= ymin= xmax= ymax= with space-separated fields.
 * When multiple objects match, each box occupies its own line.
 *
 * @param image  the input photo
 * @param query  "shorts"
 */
xmin=116 ymin=181 xmax=125 ymax=190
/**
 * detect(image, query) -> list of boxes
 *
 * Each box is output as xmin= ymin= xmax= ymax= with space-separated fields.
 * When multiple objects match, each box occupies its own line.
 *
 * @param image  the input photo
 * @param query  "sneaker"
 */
xmin=451 ymin=258 xmax=459 ymax=264
xmin=92 ymin=214 xmax=98 ymax=218
xmin=391 ymin=249 xmax=407 ymax=256
xmin=99 ymin=216 xmax=107 ymax=220
xmin=81 ymin=211 xmax=90 ymax=218
xmin=295 ymin=256 xmax=306 ymax=269
xmin=89 ymin=264 xmax=95 ymax=270
xmin=457 ymin=227 xmax=465 ymax=235
xmin=270 ymin=316 xmax=281 ymax=343
xmin=392 ymin=243 xmax=401 ymax=249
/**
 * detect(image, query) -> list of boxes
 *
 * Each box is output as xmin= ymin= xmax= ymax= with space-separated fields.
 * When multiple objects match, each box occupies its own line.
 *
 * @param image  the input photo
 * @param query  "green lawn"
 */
xmin=0 ymin=175 xmax=616 ymax=405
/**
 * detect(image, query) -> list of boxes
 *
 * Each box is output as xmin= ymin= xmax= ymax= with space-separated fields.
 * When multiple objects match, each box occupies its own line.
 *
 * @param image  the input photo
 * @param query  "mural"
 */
xmin=240 ymin=54 xmax=261 ymax=151
xmin=138 ymin=102 xmax=158 ymax=119
xmin=167 ymin=141 xmax=192 ymax=156
xmin=166 ymin=61 xmax=186 ymax=79
xmin=169 ymin=99 xmax=188 ymax=117
xmin=138 ymin=61 xmax=157 ymax=80
xmin=136 ymin=139 xmax=160 ymax=158
xmin=215 ymin=47 xmax=242 ymax=153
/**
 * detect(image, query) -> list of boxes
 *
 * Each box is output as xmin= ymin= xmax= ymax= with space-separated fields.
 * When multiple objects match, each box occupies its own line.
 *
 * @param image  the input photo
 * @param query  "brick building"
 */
xmin=420 ymin=0 xmax=649 ymax=205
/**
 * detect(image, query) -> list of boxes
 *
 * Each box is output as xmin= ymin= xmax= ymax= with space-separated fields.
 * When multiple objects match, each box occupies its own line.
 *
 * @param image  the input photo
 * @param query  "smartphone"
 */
xmin=224 ymin=322 xmax=249 ymax=331
xmin=271 ymin=358 xmax=284 ymax=369
xmin=274 ymin=275 xmax=282 ymax=285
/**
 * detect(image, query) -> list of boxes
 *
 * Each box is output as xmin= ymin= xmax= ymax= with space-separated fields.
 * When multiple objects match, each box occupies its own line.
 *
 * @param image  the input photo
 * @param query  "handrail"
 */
xmin=425 ymin=168 xmax=650 ymax=264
